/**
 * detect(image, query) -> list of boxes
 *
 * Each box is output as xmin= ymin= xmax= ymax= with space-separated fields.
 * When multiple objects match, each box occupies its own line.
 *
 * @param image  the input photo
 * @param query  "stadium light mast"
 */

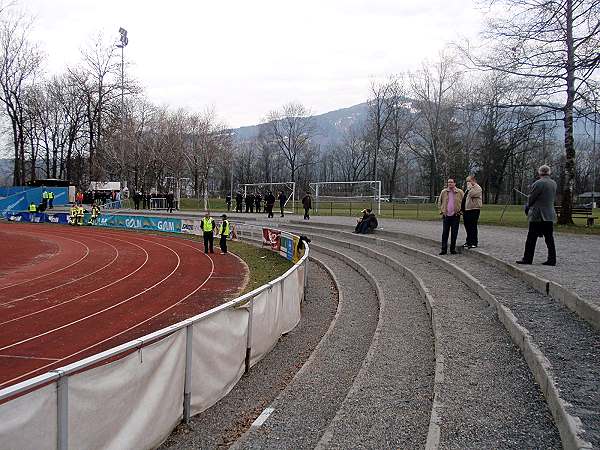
xmin=116 ymin=28 xmax=128 ymax=187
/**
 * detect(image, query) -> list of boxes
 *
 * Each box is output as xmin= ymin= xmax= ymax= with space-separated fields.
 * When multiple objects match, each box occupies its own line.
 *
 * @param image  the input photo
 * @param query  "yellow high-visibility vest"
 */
xmin=42 ymin=191 xmax=48 ymax=199
xmin=202 ymin=217 xmax=213 ymax=232
xmin=29 ymin=204 xmax=37 ymax=212
xmin=48 ymin=191 xmax=54 ymax=199
xmin=220 ymin=221 xmax=230 ymax=236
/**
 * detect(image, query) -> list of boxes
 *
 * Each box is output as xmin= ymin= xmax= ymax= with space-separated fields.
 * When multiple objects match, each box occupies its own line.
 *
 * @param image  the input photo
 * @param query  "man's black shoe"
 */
xmin=450 ymin=250 xmax=457 ymax=254
xmin=439 ymin=251 xmax=447 ymax=255
xmin=542 ymin=261 xmax=556 ymax=266
xmin=515 ymin=259 xmax=532 ymax=265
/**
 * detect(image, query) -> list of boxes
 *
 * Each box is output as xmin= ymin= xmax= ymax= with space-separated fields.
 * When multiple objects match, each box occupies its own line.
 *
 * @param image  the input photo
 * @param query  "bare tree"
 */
xmin=263 ymin=102 xmax=316 ymax=182
xmin=367 ymin=79 xmax=394 ymax=179
xmin=0 ymin=9 xmax=42 ymax=185
xmin=463 ymin=0 xmax=600 ymax=223
xmin=409 ymin=53 xmax=462 ymax=199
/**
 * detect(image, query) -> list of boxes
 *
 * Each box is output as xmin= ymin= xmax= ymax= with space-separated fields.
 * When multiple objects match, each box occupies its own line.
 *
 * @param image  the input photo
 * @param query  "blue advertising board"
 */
xmin=0 ymin=187 xmax=69 ymax=213
xmin=96 ymin=214 xmax=182 ymax=233
xmin=3 ymin=211 xmax=69 ymax=224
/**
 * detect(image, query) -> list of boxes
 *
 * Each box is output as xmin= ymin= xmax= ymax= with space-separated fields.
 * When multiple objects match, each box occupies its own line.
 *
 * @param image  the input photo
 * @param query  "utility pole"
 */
xmin=117 ymin=28 xmax=128 ymax=186
xmin=592 ymin=95 xmax=597 ymax=209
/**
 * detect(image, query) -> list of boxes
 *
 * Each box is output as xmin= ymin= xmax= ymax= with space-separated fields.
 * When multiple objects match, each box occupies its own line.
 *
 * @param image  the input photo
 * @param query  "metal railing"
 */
xmin=0 ymin=223 xmax=308 ymax=450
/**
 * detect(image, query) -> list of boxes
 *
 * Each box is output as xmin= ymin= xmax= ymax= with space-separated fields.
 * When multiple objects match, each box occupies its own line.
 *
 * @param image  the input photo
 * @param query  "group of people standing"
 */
xmin=437 ymin=166 xmax=557 ymax=265
xmin=437 ymin=175 xmax=482 ymax=255
xmin=200 ymin=211 xmax=232 ymax=255
xmin=233 ymin=191 xmax=288 ymax=217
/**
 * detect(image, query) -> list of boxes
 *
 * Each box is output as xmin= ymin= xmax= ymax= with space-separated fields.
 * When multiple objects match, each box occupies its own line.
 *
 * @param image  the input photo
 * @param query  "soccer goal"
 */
xmin=237 ymin=182 xmax=296 ymax=212
xmin=309 ymin=180 xmax=382 ymax=215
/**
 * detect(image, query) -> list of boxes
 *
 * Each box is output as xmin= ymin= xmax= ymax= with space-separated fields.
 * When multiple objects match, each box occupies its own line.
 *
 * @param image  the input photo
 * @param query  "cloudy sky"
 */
xmin=24 ymin=0 xmax=487 ymax=127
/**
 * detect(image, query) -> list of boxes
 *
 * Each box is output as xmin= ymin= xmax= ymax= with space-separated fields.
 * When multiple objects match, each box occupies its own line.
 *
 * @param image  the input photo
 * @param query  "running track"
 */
xmin=0 ymin=221 xmax=248 ymax=389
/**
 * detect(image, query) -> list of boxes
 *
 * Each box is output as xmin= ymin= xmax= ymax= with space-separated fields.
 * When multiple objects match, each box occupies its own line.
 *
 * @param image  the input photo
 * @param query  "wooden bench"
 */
xmin=554 ymin=206 xmax=597 ymax=226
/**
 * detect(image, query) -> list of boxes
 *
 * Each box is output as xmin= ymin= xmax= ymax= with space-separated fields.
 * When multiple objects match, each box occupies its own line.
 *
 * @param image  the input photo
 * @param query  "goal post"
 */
xmin=309 ymin=180 xmax=382 ymax=215
xmin=237 ymin=182 xmax=296 ymax=212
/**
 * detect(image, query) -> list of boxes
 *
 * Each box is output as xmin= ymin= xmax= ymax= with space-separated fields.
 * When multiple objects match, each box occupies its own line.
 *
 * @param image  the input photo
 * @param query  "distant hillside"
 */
xmin=230 ymin=102 xmax=369 ymax=147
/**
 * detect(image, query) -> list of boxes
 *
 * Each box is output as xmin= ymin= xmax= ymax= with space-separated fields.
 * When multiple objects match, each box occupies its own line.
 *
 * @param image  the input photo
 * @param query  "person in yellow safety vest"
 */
xmin=201 ymin=211 xmax=216 ymax=254
xmin=219 ymin=214 xmax=231 ymax=254
xmin=89 ymin=203 xmax=100 ymax=225
xmin=69 ymin=204 xmax=78 ymax=225
xmin=48 ymin=190 xmax=54 ymax=209
xmin=76 ymin=204 xmax=85 ymax=226
xmin=41 ymin=189 xmax=49 ymax=209
xmin=28 ymin=202 xmax=37 ymax=213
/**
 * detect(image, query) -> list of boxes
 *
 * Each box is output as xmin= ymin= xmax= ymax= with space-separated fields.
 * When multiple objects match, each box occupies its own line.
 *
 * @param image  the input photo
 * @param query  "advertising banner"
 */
xmin=280 ymin=232 xmax=302 ymax=263
xmin=262 ymin=228 xmax=281 ymax=251
xmin=96 ymin=214 xmax=182 ymax=234
xmin=180 ymin=219 xmax=202 ymax=235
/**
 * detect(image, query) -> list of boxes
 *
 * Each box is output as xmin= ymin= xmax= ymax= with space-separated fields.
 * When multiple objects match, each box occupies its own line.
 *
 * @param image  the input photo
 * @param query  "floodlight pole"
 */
xmin=117 ymin=28 xmax=128 ymax=187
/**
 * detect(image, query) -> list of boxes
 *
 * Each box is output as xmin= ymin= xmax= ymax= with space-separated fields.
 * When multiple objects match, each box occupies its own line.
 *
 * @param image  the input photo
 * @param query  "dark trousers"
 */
xmin=266 ymin=204 xmax=274 ymax=218
xmin=203 ymin=231 xmax=214 ymax=253
xmin=304 ymin=208 xmax=310 ymax=219
xmin=523 ymin=221 xmax=556 ymax=263
xmin=220 ymin=235 xmax=227 ymax=254
xmin=49 ymin=198 xmax=53 ymax=209
xmin=280 ymin=204 xmax=285 ymax=217
xmin=463 ymin=209 xmax=480 ymax=246
xmin=441 ymin=215 xmax=460 ymax=252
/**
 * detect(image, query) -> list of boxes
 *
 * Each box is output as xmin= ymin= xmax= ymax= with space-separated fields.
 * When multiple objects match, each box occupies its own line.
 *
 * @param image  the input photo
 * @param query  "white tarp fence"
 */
xmin=0 ymin=223 xmax=308 ymax=450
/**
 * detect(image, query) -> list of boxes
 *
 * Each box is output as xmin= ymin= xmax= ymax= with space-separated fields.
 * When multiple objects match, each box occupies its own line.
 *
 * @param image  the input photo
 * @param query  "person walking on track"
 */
xmin=219 ymin=214 xmax=230 ymax=254
xmin=201 ymin=211 xmax=216 ymax=254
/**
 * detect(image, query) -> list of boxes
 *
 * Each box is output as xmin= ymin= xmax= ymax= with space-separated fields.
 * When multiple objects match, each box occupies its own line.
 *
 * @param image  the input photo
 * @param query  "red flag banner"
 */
xmin=262 ymin=227 xmax=281 ymax=251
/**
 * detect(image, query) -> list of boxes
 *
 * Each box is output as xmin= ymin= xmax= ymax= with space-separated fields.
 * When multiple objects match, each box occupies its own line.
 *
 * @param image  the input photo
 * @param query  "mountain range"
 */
xmin=230 ymin=102 xmax=370 ymax=147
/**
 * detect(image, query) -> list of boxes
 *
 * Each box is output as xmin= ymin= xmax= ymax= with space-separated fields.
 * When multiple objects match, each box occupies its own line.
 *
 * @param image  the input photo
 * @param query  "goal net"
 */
xmin=237 ymin=182 xmax=296 ymax=212
xmin=309 ymin=180 xmax=382 ymax=214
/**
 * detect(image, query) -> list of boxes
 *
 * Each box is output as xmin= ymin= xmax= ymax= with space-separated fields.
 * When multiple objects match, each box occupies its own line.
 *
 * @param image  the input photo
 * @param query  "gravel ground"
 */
xmin=445 ymin=254 xmax=600 ymax=448
xmin=312 ymin=242 xmax=434 ymax=449
xmin=232 ymin=250 xmax=379 ymax=449
xmin=283 ymin=226 xmax=562 ymax=449
xmin=158 ymin=260 xmax=338 ymax=449
xmin=277 ymin=215 xmax=600 ymax=306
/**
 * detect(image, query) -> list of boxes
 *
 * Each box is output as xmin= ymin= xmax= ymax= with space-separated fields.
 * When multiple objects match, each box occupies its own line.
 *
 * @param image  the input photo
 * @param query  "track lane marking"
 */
xmin=0 ymin=235 xmax=91 ymax=291
xmin=0 ymin=354 xmax=60 ymax=361
xmin=0 ymin=237 xmax=150 ymax=325
xmin=0 ymin=238 xmax=180 ymax=352
xmin=0 ymin=238 xmax=120 ymax=306
xmin=0 ymin=236 xmax=215 ymax=389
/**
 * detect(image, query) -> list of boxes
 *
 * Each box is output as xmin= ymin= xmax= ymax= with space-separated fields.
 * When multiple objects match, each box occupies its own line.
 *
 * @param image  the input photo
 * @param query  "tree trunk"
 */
xmin=559 ymin=0 xmax=575 ymax=225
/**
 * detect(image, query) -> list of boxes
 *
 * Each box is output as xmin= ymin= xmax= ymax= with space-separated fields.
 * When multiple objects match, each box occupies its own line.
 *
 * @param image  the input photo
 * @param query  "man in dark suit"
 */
xmin=517 ymin=164 xmax=557 ymax=266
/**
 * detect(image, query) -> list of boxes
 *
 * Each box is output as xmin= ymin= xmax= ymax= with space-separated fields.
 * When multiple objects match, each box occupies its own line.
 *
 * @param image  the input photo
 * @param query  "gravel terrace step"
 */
xmin=305 ymin=224 xmax=600 ymax=448
xmin=368 ymin=230 xmax=600 ymax=449
xmin=310 ymin=241 xmax=435 ymax=449
xmin=283 ymin=225 xmax=562 ymax=449
xmin=232 ymin=250 xmax=379 ymax=449
xmin=159 ymin=260 xmax=338 ymax=449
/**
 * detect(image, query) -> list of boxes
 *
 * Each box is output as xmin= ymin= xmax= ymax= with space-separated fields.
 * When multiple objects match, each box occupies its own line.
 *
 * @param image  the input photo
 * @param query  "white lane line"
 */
xmin=0 ymin=235 xmax=215 ymax=389
xmin=0 ymin=238 xmax=181 ymax=353
xmin=0 ymin=354 xmax=60 ymax=361
xmin=0 ymin=237 xmax=120 ymax=306
xmin=0 ymin=234 xmax=91 ymax=291
xmin=0 ymin=237 xmax=149 ymax=326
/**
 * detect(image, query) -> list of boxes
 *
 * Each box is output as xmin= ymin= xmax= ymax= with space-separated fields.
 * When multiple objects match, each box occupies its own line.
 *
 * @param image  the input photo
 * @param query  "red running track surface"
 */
xmin=0 ymin=221 xmax=248 ymax=389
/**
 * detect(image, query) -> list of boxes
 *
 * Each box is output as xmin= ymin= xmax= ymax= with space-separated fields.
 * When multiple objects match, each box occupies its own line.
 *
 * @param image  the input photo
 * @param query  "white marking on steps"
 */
xmin=251 ymin=407 xmax=275 ymax=428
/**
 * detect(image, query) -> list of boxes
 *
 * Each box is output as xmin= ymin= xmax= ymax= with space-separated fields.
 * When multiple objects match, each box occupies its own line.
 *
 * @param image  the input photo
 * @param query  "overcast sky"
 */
xmin=24 ymin=0 xmax=487 ymax=127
